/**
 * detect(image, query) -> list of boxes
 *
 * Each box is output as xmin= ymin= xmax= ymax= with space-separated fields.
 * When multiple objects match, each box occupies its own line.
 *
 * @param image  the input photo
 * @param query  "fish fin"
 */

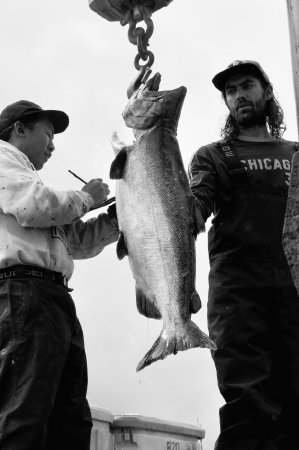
xmin=136 ymin=288 xmax=161 ymax=319
xmin=189 ymin=195 xmax=205 ymax=238
xmin=110 ymin=150 xmax=127 ymax=179
xmin=116 ymin=232 xmax=128 ymax=260
xmin=190 ymin=291 xmax=201 ymax=314
xmin=111 ymin=131 xmax=129 ymax=153
xmin=136 ymin=319 xmax=216 ymax=372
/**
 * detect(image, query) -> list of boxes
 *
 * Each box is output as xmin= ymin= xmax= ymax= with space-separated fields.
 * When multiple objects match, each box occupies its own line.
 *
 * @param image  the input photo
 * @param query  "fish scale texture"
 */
xmin=117 ymin=127 xmax=194 ymax=324
xmin=283 ymin=151 xmax=299 ymax=293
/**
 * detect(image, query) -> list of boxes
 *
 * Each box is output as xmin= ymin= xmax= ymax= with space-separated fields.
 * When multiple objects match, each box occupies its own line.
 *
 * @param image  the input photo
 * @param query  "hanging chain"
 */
xmin=121 ymin=5 xmax=155 ymax=70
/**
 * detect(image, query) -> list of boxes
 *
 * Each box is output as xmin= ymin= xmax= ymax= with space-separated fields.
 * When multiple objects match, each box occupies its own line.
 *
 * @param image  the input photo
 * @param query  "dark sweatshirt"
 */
xmin=188 ymin=138 xmax=298 ymax=264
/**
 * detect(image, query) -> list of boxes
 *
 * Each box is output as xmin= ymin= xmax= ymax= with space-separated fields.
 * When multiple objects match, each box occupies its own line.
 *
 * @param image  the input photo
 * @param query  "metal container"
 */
xmin=111 ymin=414 xmax=205 ymax=450
xmin=89 ymin=0 xmax=174 ymax=22
xmin=90 ymin=406 xmax=114 ymax=450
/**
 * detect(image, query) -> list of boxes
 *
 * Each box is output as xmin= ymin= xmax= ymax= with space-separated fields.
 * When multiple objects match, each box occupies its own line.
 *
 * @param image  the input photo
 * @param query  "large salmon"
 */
xmin=110 ymin=70 xmax=216 ymax=371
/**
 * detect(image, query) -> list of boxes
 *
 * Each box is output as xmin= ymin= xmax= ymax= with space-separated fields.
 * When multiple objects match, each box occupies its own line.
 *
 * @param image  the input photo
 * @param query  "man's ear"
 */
xmin=13 ymin=121 xmax=26 ymax=137
xmin=265 ymin=84 xmax=273 ymax=101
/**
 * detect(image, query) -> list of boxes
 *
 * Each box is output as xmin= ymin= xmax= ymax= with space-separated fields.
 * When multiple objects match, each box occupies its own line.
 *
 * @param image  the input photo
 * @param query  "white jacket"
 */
xmin=0 ymin=140 xmax=119 ymax=280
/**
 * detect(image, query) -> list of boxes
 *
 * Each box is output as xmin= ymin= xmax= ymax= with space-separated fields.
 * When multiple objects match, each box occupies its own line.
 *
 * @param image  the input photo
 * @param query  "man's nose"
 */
xmin=49 ymin=141 xmax=55 ymax=152
xmin=236 ymin=87 xmax=246 ymax=100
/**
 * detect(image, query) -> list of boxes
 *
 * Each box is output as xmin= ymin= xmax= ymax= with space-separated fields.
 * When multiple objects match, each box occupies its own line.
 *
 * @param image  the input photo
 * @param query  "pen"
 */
xmin=68 ymin=169 xmax=116 ymax=210
xmin=68 ymin=170 xmax=87 ymax=184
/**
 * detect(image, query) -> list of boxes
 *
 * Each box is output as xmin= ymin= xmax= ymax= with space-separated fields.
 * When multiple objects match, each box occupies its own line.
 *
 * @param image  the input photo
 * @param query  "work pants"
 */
xmin=208 ymin=258 xmax=299 ymax=450
xmin=0 ymin=278 xmax=92 ymax=450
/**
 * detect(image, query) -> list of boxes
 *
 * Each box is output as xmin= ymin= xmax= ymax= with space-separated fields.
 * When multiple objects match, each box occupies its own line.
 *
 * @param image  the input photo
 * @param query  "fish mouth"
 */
xmin=145 ymin=72 xmax=161 ymax=92
xmin=127 ymin=68 xmax=161 ymax=98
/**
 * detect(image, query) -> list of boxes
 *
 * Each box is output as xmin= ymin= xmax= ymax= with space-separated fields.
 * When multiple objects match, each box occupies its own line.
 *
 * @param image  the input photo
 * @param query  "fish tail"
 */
xmin=136 ymin=320 xmax=216 ymax=372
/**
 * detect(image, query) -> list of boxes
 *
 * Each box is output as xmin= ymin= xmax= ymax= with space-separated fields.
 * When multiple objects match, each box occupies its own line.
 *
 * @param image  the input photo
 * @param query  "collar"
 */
xmin=237 ymin=135 xmax=275 ymax=143
xmin=0 ymin=139 xmax=32 ymax=168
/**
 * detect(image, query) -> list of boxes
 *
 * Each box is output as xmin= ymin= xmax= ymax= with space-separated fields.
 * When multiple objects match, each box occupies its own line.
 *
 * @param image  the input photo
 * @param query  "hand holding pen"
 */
xmin=68 ymin=170 xmax=115 ymax=210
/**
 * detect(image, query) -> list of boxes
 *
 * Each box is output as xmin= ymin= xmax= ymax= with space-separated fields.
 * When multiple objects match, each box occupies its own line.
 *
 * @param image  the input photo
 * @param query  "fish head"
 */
xmin=123 ymin=71 xmax=187 ymax=133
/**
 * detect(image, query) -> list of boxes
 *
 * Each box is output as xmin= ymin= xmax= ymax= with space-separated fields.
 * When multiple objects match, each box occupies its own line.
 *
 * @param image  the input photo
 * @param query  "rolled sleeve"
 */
xmin=65 ymin=213 xmax=119 ymax=259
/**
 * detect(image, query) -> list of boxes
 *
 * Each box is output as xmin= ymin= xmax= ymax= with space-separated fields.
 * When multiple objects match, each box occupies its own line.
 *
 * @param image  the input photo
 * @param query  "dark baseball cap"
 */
xmin=212 ymin=60 xmax=271 ymax=91
xmin=0 ymin=100 xmax=69 ymax=134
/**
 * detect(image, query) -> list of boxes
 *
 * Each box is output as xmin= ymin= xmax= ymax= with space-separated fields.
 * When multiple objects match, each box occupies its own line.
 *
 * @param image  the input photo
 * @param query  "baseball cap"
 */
xmin=212 ymin=60 xmax=271 ymax=91
xmin=0 ymin=100 xmax=69 ymax=134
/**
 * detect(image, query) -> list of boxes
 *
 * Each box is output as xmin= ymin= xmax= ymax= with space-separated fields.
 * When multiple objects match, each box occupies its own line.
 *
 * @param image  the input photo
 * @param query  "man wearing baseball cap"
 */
xmin=189 ymin=61 xmax=299 ymax=450
xmin=0 ymin=100 xmax=119 ymax=449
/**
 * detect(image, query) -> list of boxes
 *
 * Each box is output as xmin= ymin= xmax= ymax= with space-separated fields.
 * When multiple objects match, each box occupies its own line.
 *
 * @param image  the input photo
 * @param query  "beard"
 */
xmin=230 ymin=97 xmax=267 ymax=128
xmin=237 ymin=107 xmax=267 ymax=128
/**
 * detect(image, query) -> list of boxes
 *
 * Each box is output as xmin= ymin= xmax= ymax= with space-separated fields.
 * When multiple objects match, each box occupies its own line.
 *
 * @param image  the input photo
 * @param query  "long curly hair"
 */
xmin=220 ymin=84 xmax=286 ymax=140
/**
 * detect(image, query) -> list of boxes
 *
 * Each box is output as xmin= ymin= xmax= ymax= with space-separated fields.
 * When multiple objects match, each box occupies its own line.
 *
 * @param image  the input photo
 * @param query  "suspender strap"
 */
xmin=214 ymin=140 xmax=247 ymax=186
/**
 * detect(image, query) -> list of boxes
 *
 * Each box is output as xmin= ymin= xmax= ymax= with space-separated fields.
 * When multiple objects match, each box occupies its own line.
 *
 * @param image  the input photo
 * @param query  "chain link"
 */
xmin=134 ymin=50 xmax=155 ymax=70
xmin=124 ymin=9 xmax=155 ymax=70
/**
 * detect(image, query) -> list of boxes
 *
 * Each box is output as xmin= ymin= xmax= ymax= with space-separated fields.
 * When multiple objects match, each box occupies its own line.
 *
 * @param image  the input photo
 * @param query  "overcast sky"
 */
xmin=0 ymin=1 xmax=298 ymax=449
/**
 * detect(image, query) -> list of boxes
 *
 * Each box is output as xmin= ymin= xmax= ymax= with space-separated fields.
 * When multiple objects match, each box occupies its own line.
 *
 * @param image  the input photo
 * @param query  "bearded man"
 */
xmin=188 ymin=61 xmax=299 ymax=450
